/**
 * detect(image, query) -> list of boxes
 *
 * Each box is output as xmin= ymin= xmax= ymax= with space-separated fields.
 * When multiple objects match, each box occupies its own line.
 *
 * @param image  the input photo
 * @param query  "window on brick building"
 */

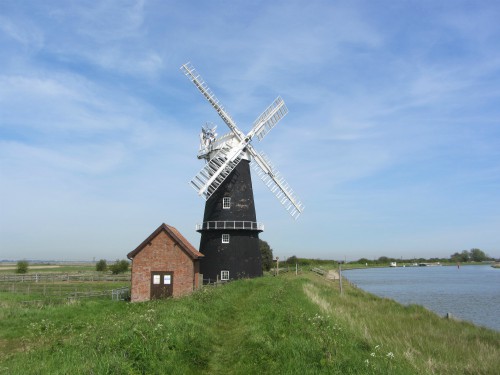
xmin=221 ymin=270 xmax=229 ymax=281
xmin=223 ymin=197 xmax=231 ymax=209
xmin=222 ymin=234 xmax=230 ymax=243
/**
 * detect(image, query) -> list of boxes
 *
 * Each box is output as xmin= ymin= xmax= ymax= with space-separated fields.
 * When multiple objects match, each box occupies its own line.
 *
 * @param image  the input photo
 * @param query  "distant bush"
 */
xmin=95 ymin=259 xmax=107 ymax=272
xmin=109 ymin=259 xmax=129 ymax=274
xmin=298 ymin=258 xmax=311 ymax=266
xmin=16 ymin=260 xmax=29 ymax=274
xmin=259 ymin=239 xmax=273 ymax=272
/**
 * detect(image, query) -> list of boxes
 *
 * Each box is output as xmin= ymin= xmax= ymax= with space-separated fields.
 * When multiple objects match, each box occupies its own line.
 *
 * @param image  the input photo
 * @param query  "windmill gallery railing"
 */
xmin=196 ymin=221 xmax=264 ymax=231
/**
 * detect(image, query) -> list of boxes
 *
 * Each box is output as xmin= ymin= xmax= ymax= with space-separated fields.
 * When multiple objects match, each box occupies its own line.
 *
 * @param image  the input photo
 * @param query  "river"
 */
xmin=343 ymin=264 xmax=500 ymax=331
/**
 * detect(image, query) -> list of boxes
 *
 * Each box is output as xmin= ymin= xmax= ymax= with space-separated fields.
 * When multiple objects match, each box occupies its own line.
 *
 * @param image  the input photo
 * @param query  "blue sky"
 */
xmin=1 ymin=0 xmax=499 ymax=261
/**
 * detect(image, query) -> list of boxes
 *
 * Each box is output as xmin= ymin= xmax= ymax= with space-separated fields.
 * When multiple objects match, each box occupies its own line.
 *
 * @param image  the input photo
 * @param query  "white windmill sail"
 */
xmin=248 ymin=148 xmax=304 ymax=219
xmin=181 ymin=63 xmax=245 ymax=141
xmin=250 ymin=96 xmax=288 ymax=141
xmin=182 ymin=62 xmax=304 ymax=219
xmin=190 ymin=143 xmax=244 ymax=199
xmin=190 ymin=147 xmax=243 ymax=199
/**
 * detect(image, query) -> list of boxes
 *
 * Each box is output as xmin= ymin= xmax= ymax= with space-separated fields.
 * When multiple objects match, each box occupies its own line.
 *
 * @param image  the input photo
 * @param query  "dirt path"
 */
xmin=326 ymin=269 xmax=339 ymax=280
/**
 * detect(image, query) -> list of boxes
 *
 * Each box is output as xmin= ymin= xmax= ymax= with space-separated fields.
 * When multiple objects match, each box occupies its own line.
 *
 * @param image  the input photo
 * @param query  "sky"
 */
xmin=1 ymin=0 xmax=499 ymax=261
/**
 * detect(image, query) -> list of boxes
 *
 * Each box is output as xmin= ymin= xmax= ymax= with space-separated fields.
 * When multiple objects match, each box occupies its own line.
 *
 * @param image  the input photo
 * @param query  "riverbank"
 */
xmin=343 ymin=265 xmax=500 ymax=332
xmin=2 ymin=271 xmax=499 ymax=374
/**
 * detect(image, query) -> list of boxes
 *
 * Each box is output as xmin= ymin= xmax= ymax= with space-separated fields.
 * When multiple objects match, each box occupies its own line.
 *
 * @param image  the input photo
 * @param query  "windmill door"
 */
xmin=150 ymin=271 xmax=173 ymax=299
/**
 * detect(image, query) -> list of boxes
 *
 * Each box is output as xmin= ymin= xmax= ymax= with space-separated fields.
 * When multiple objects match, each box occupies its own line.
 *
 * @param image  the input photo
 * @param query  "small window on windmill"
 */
xmin=221 ymin=270 xmax=229 ymax=281
xmin=223 ymin=197 xmax=231 ymax=209
xmin=222 ymin=234 xmax=230 ymax=243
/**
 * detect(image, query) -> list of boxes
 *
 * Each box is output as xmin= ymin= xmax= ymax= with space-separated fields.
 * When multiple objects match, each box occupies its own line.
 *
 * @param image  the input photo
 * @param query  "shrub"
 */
xmin=16 ymin=260 xmax=29 ymax=274
xmin=109 ymin=259 xmax=129 ymax=274
xmin=96 ymin=259 xmax=107 ymax=272
xmin=259 ymin=239 xmax=273 ymax=272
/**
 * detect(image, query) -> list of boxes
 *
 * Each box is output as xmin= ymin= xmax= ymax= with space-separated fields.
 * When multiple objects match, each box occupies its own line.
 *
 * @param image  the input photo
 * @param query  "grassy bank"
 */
xmin=1 ymin=272 xmax=499 ymax=374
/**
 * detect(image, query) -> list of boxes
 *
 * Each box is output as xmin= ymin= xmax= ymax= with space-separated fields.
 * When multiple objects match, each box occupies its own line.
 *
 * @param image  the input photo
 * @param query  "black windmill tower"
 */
xmin=181 ymin=63 xmax=304 ymax=282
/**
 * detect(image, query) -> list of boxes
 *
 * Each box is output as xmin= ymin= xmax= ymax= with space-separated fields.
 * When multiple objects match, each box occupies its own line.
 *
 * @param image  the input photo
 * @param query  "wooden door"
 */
xmin=150 ymin=271 xmax=173 ymax=299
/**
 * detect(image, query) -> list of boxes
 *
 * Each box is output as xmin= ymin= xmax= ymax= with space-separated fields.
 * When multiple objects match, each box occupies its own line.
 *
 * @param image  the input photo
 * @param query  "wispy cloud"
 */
xmin=0 ymin=14 xmax=44 ymax=50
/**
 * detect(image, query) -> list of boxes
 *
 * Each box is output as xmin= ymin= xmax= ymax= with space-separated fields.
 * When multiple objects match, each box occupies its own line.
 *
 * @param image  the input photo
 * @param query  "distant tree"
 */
xmin=16 ymin=260 xmax=29 ymax=274
xmin=259 ymin=239 xmax=273 ymax=272
xmin=357 ymin=258 xmax=372 ymax=265
xmin=109 ymin=259 xmax=129 ymax=274
xmin=377 ymin=256 xmax=390 ymax=264
xmin=96 ymin=259 xmax=108 ymax=272
xmin=451 ymin=250 xmax=470 ymax=263
xmin=287 ymin=255 xmax=298 ymax=265
xmin=469 ymin=248 xmax=490 ymax=262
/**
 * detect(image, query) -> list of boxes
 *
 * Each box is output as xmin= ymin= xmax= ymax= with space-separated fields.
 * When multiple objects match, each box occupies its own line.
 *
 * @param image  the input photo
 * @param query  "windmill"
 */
xmin=181 ymin=62 xmax=304 ymax=282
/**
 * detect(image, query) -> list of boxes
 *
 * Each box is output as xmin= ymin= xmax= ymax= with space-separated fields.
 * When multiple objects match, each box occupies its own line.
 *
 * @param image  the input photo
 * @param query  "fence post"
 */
xmin=339 ymin=263 xmax=343 ymax=296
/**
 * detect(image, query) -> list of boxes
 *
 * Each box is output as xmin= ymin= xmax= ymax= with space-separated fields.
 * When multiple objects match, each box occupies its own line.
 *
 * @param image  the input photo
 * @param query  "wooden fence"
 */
xmin=311 ymin=267 xmax=327 ymax=276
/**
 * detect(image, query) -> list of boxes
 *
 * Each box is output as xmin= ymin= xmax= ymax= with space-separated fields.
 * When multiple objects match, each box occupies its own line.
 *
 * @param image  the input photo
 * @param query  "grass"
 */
xmin=0 ymin=266 xmax=130 ymax=305
xmin=303 ymin=273 xmax=500 ymax=374
xmin=1 ymin=271 xmax=499 ymax=374
xmin=0 ymin=281 xmax=129 ymax=304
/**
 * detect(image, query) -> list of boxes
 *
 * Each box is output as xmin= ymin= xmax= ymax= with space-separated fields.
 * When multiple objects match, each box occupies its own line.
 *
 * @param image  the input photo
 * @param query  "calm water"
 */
xmin=344 ymin=265 xmax=500 ymax=331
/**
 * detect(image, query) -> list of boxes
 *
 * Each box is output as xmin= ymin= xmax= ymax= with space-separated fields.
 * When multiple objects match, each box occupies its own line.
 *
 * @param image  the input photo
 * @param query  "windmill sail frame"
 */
xmin=181 ymin=62 xmax=304 ymax=219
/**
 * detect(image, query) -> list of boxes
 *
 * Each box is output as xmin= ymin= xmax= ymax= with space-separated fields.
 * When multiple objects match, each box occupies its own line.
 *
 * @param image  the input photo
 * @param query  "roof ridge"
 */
xmin=127 ymin=223 xmax=203 ymax=260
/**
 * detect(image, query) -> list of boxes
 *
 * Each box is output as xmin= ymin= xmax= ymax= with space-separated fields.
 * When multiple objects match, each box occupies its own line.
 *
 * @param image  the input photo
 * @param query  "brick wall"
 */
xmin=130 ymin=230 xmax=199 ymax=302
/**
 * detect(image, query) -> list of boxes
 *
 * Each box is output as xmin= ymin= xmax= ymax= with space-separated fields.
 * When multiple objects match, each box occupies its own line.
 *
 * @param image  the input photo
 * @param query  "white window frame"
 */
xmin=223 ymin=197 xmax=231 ymax=209
xmin=221 ymin=270 xmax=229 ymax=281
xmin=222 ymin=234 xmax=230 ymax=243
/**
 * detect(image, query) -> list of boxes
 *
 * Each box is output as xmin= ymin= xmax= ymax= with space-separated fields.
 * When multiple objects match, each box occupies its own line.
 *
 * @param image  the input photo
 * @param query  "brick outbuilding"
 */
xmin=127 ymin=223 xmax=204 ymax=302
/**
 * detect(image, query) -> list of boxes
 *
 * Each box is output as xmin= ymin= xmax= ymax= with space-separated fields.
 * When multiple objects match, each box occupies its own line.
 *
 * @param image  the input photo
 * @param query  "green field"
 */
xmin=0 ymin=263 xmax=97 ymax=274
xmin=0 ymin=266 xmax=130 ymax=306
xmin=1 ymin=271 xmax=499 ymax=374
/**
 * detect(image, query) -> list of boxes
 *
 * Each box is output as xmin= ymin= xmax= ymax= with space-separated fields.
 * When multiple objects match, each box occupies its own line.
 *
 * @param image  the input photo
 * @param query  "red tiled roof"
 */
xmin=127 ymin=223 xmax=204 ymax=260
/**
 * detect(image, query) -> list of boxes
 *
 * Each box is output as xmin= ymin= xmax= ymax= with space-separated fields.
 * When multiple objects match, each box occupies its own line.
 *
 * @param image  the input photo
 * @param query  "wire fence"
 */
xmin=0 ymin=271 xmax=131 ymax=306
